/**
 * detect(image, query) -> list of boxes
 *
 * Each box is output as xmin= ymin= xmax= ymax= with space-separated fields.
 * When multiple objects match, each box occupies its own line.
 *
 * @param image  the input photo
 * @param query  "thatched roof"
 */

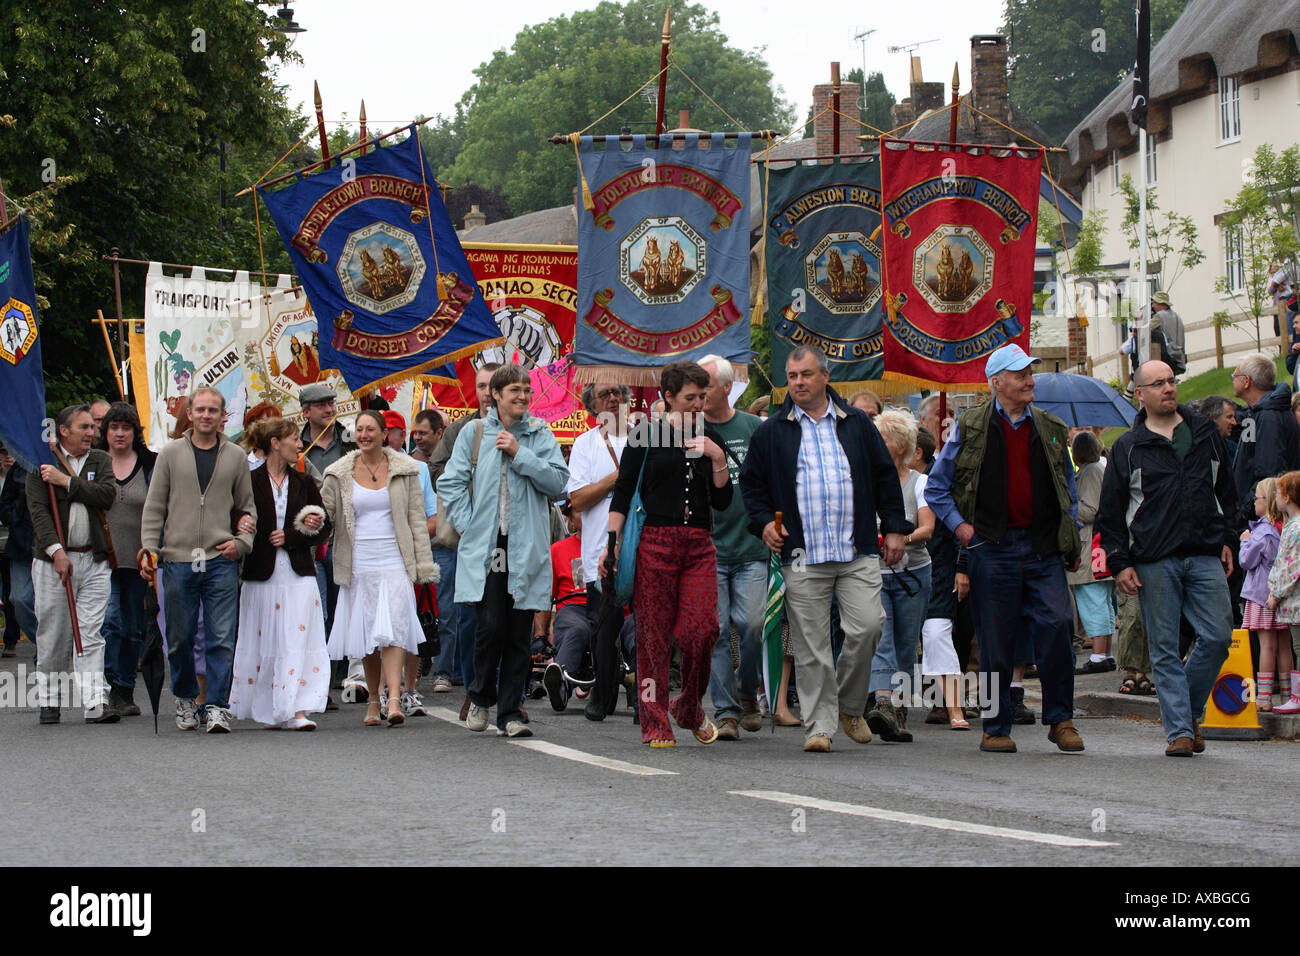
xmin=1060 ymin=0 xmax=1300 ymax=187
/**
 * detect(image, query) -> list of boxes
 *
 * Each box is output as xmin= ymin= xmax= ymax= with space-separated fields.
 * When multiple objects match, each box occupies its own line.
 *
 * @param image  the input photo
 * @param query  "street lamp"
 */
xmin=273 ymin=2 xmax=306 ymax=34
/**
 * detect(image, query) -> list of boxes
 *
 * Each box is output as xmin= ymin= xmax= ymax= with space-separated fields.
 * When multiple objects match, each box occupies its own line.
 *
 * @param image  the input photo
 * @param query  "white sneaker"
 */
xmin=501 ymin=720 xmax=532 ymax=738
xmin=282 ymin=716 xmax=316 ymax=731
xmin=431 ymin=676 xmax=453 ymax=693
xmin=466 ymin=703 xmax=489 ymax=732
xmin=400 ymin=691 xmax=429 ymax=717
xmin=205 ymin=706 xmax=232 ymax=734
xmin=175 ymin=697 xmax=199 ymax=731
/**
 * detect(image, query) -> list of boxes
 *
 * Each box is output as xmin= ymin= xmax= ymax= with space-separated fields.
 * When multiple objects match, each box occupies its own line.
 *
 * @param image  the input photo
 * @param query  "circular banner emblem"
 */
xmin=0 ymin=298 xmax=36 ymax=365
xmin=804 ymin=231 xmax=881 ymax=314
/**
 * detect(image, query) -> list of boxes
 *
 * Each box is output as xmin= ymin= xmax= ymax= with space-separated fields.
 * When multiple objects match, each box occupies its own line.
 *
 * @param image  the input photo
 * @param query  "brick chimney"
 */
xmin=811 ymin=83 xmax=863 ymax=159
xmin=909 ymin=55 xmax=946 ymax=115
xmin=971 ymin=35 xmax=1011 ymax=131
xmin=463 ymin=203 xmax=486 ymax=231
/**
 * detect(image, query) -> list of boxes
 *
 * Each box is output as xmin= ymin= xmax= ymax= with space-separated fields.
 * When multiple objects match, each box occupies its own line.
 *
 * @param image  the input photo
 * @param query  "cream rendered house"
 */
xmin=1057 ymin=0 xmax=1300 ymax=383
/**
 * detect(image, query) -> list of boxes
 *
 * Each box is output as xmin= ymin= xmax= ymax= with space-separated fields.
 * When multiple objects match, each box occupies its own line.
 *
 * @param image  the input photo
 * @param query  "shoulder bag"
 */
xmin=434 ymin=420 xmax=484 ymax=550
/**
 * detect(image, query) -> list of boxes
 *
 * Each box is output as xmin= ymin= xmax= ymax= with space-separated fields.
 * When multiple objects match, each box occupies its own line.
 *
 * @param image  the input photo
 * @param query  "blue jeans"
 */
xmin=5 ymin=557 xmax=37 ymax=644
xmin=102 ymin=569 xmax=147 ymax=690
xmin=432 ymin=546 xmax=476 ymax=687
xmin=162 ymin=556 xmax=239 ymax=710
xmin=966 ymin=530 xmax=1075 ymax=736
xmin=869 ymin=564 xmax=932 ymax=694
xmin=1133 ymin=554 xmax=1231 ymax=743
xmin=314 ymin=549 xmax=339 ymax=635
xmin=708 ymin=560 xmax=766 ymax=721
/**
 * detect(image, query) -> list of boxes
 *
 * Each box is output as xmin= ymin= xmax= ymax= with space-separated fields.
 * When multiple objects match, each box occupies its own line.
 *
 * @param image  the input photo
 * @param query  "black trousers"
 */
xmin=469 ymin=534 xmax=533 ymax=728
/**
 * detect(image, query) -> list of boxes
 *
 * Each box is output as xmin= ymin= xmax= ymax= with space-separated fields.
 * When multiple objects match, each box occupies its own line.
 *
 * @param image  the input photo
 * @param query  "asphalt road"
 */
xmin=2 ymin=642 xmax=1293 ymax=868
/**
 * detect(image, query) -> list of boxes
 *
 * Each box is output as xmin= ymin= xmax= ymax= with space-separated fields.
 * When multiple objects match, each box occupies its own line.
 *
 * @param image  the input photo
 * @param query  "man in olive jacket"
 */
xmin=926 ymin=344 xmax=1083 ymax=755
xmin=27 ymin=405 xmax=117 ymax=724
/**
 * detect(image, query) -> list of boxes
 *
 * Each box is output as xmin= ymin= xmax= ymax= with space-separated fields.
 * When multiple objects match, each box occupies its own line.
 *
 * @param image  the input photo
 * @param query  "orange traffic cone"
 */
xmin=1200 ymin=628 xmax=1269 ymax=741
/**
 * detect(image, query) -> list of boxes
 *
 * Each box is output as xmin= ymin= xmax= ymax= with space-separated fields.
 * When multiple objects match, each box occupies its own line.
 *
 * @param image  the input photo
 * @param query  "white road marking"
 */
xmin=730 ymin=790 xmax=1120 ymax=847
xmin=428 ymin=708 xmax=677 ymax=777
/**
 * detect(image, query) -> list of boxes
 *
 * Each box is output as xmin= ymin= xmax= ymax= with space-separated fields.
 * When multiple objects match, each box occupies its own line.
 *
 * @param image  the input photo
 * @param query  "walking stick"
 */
xmin=45 ymin=478 xmax=83 ymax=656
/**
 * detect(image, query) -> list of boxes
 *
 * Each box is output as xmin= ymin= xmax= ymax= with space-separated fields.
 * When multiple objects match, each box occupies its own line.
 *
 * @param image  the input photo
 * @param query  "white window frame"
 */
xmin=1222 ymin=224 xmax=1245 ymax=294
xmin=1144 ymin=132 xmax=1157 ymax=184
xmin=1218 ymin=75 xmax=1241 ymax=144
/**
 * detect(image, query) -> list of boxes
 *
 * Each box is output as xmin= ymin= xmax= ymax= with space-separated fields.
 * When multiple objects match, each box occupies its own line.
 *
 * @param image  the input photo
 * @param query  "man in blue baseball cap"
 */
xmin=926 ymin=343 xmax=1084 ymax=753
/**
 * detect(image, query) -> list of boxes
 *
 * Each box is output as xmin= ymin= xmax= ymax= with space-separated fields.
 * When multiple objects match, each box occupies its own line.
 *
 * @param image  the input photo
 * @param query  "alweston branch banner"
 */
xmin=258 ymin=129 xmax=503 ymax=392
xmin=762 ymin=158 xmax=883 ymax=389
xmin=574 ymin=133 xmax=751 ymax=385
xmin=879 ymin=140 xmax=1042 ymax=388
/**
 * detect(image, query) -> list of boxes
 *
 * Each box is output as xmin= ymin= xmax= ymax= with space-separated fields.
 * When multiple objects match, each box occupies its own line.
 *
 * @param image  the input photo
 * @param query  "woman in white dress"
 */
xmin=230 ymin=418 xmax=331 ymax=730
xmin=321 ymin=410 xmax=436 ymax=727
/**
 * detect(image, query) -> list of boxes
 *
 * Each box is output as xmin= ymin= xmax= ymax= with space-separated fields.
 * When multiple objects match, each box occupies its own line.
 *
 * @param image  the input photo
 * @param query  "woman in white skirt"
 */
xmin=230 ymin=418 xmax=331 ymax=730
xmin=321 ymin=410 xmax=436 ymax=727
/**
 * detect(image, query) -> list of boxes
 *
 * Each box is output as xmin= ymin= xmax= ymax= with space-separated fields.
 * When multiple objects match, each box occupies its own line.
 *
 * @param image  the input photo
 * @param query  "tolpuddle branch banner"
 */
xmin=419 ymin=243 xmax=589 ymax=443
xmin=879 ymin=140 xmax=1042 ymax=388
xmin=258 ymin=129 xmax=503 ymax=393
xmin=0 ymin=217 xmax=54 ymax=473
xmin=143 ymin=262 xmax=292 ymax=449
xmin=574 ymin=133 xmax=751 ymax=385
xmin=234 ymin=288 xmax=361 ymax=428
xmin=762 ymin=158 xmax=883 ymax=390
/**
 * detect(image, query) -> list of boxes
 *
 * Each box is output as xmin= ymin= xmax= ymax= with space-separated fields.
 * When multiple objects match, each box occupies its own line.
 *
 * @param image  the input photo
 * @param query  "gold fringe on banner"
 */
xmin=573 ymin=364 xmax=750 ymax=388
xmin=882 ymin=371 xmax=990 ymax=393
xmin=570 ymin=134 xmax=595 ymax=212
xmin=353 ymin=338 xmax=506 ymax=395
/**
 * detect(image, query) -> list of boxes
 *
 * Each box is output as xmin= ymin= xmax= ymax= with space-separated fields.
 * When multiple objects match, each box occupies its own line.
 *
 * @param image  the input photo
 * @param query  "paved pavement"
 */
xmin=1 ymin=640 xmax=1293 ymax=867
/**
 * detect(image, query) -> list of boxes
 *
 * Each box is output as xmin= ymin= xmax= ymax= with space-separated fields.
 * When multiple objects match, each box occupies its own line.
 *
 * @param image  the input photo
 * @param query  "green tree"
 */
xmin=1212 ymin=143 xmax=1300 ymax=348
xmin=1118 ymin=173 xmax=1204 ymax=294
xmin=1004 ymin=0 xmax=1186 ymax=144
xmin=0 ymin=0 xmax=306 ymax=406
xmin=446 ymin=0 xmax=794 ymax=215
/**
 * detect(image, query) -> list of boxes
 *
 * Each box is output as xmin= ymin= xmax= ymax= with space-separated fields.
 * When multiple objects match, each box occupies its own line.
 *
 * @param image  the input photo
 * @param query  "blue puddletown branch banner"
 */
xmin=762 ymin=158 xmax=883 ymax=389
xmin=259 ymin=129 xmax=503 ymax=392
xmin=0 ymin=217 xmax=54 ymax=473
xmin=574 ymin=133 xmax=751 ymax=385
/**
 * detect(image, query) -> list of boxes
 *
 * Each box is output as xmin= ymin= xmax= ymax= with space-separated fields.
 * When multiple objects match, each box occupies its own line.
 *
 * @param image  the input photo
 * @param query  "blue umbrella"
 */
xmin=1031 ymin=372 xmax=1137 ymax=428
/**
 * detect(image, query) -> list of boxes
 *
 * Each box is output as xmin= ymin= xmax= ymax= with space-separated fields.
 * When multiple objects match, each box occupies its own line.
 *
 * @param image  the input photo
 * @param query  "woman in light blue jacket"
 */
xmin=437 ymin=363 xmax=569 ymax=737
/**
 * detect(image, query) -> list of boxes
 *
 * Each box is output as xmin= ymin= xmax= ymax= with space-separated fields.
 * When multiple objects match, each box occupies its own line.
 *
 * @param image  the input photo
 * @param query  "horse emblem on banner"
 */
xmin=806 ymin=231 xmax=881 ymax=314
xmin=338 ymin=222 xmax=426 ymax=315
xmin=912 ymin=226 xmax=993 ymax=314
xmin=619 ymin=215 xmax=706 ymax=306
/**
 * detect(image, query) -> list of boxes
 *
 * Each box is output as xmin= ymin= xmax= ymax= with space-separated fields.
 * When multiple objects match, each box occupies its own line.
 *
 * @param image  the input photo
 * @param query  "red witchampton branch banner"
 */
xmin=878 ymin=139 xmax=1042 ymax=388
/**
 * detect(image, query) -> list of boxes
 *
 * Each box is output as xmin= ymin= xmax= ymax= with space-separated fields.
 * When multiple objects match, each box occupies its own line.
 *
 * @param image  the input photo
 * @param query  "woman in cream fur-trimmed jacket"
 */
xmin=321 ymin=446 xmax=438 ymax=588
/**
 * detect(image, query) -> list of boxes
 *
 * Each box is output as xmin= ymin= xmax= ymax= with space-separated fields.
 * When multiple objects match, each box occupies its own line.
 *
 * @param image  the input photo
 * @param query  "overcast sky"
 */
xmin=275 ymin=0 xmax=1007 ymax=139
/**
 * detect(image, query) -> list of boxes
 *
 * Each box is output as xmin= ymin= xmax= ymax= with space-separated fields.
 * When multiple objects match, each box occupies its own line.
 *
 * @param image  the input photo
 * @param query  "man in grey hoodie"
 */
xmin=139 ymin=386 xmax=255 ymax=733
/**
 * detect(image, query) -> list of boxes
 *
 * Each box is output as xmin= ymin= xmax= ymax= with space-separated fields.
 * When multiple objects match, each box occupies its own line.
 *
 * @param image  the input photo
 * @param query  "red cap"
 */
xmin=382 ymin=410 xmax=406 ymax=432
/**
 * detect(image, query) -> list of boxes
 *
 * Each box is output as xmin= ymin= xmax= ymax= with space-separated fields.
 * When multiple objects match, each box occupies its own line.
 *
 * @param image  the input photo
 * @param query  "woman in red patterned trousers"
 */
xmin=603 ymin=361 xmax=733 ymax=747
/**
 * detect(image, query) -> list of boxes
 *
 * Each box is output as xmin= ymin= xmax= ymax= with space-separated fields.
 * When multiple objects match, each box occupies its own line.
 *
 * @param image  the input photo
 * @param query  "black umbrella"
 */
xmin=139 ymin=558 xmax=166 ymax=734
xmin=586 ymin=531 xmax=636 ymax=723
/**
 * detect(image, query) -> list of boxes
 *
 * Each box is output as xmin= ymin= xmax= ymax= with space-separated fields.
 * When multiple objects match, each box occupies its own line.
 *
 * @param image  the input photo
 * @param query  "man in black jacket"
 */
xmin=740 ymin=346 xmax=908 ymax=753
xmin=1097 ymin=361 xmax=1236 ymax=757
xmin=1231 ymin=352 xmax=1300 ymax=526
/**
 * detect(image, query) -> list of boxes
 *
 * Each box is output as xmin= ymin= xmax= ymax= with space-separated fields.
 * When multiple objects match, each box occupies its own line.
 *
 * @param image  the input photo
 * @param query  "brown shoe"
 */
xmin=1047 ymin=720 xmax=1084 ymax=752
xmin=803 ymin=732 xmax=831 ymax=753
xmin=979 ymin=733 xmax=1017 ymax=753
xmin=519 ymin=706 xmax=529 ymax=724
xmin=838 ymin=712 xmax=873 ymax=743
xmin=1192 ymin=720 xmax=1205 ymax=754
xmin=738 ymin=697 xmax=763 ymax=733
xmin=1165 ymin=736 xmax=1195 ymax=757
xmin=458 ymin=696 xmax=471 ymax=721
xmin=717 ymin=717 xmax=740 ymax=740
